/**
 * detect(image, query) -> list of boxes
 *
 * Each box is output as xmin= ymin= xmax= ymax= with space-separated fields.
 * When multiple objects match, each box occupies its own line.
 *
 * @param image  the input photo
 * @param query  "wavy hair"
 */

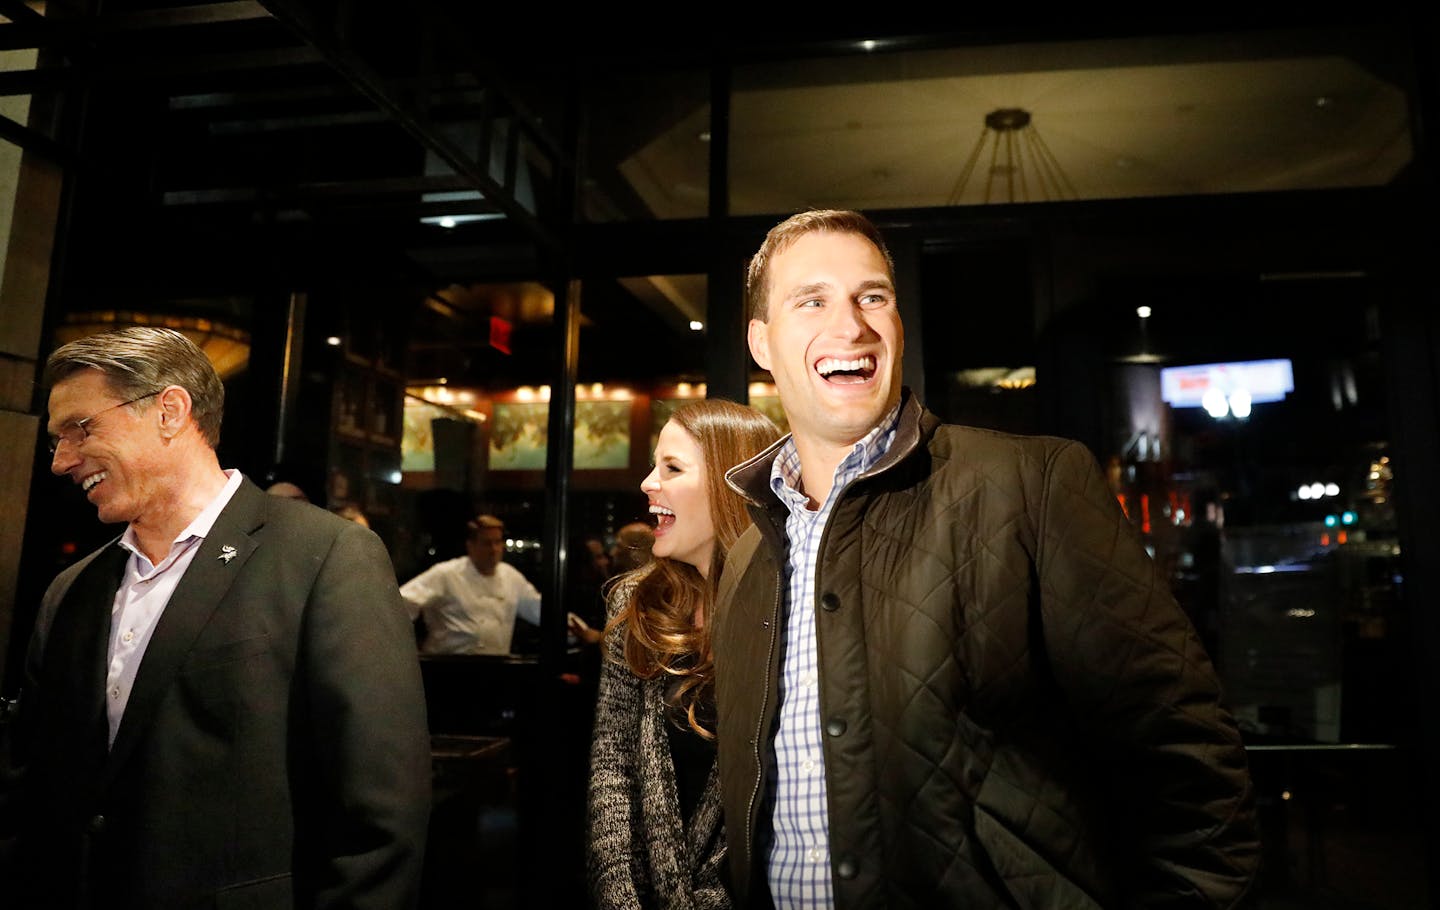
xmin=607 ymin=399 xmax=781 ymax=737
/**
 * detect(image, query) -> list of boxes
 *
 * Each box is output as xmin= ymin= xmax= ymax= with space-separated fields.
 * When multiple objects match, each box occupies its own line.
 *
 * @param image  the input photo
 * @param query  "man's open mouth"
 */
xmin=816 ymin=355 xmax=876 ymax=385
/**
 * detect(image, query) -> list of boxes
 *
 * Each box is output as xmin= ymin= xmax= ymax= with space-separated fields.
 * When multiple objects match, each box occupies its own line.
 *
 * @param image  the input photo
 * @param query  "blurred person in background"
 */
xmin=401 ymin=513 xmax=542 ymax=655
xmin=264 ymin=480 xmax=309 ymax=502
xmin=333 ymin=503 xmax=370 ymax=529
xmin=609 ymin=520 xmax=656 ymax=576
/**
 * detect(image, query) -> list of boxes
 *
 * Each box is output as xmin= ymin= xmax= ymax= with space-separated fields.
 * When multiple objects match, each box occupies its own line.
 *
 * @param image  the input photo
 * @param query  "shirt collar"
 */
xmin=769 ymin=401 xmax=903 ymax=506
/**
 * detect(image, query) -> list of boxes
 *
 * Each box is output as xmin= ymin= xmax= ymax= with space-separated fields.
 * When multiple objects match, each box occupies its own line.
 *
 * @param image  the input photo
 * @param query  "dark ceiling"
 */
xmin=8 ymin=3 xmax=1425 ymax=392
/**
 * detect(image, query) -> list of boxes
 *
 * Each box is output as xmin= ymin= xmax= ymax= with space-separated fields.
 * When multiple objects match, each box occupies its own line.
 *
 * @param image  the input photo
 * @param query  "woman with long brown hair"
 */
xmin=587 ymin=399 xmax=781 ymax=909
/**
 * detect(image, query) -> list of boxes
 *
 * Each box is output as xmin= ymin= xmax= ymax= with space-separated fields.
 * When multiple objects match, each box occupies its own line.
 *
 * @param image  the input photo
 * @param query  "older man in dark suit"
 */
xmin=8 ymin=327 xmax=431 ymax=909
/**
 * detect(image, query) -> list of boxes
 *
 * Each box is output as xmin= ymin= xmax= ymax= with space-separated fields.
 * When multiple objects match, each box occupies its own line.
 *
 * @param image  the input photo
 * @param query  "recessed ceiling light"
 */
xmin=689 ymin=321 xmax=704 ymax=332
xmin=418 ymin=213 xmax=504 ymax=227
xmin=1315 ymin=96 xmax=1332 ymax=108
xmin=697 ymin=131 xmax=711 ymax=143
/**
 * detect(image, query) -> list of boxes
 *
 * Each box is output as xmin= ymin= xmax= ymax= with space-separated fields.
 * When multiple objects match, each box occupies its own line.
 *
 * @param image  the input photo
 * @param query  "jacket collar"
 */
xmin=726 ymin=387 xmax=932 ymax=507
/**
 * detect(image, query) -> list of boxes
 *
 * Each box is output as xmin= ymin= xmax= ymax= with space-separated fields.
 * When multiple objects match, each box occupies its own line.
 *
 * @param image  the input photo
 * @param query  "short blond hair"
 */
xmin=745 ymin=209 xmax=895 ymax=322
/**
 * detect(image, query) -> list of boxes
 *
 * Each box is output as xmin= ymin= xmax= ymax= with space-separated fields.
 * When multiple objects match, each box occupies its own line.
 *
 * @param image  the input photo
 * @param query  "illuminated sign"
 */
xmin=1160 ymin=359 xmax=1294 ymax=409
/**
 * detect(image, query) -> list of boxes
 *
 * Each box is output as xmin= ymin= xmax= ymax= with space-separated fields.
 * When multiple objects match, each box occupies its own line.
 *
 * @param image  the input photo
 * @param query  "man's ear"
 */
xmin=747 ymin=319 xmax=772 ymax=371
xmin=155 ymin=385 xmax=194 ymax=439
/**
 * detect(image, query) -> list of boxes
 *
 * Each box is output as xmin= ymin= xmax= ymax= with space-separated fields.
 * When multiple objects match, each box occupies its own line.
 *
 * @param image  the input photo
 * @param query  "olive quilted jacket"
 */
xmin=712 ymin=392 xmax=1260 ymax=909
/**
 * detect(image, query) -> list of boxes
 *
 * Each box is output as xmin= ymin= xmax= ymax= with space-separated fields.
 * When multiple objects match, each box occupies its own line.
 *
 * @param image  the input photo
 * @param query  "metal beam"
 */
xmin=103 ymin=1 xmax=273 ymax=29
xmin=0 ymin=66 xmax=64 ymax=96
xmin=0 ymin=44 xmax=326 ymax=96
xmin=168 ymin=83 xmax=358 ymax=111
xmin=0 ymin=2 xmax=274 ymax=52
xmin=206 ymin=108 xmax=390 ymax=135
xmin=0 ymin=23 xmax=60 ymax=52
xmin=422 ymin=11 xmax=563 ymax=163
xmin=162 ymin=175 xmax=499 ymax=208
xmin=107 ymin=44 xmax=325 ymax=78
xmin=0 ymin=0 xmax=45 ymax=26
xmin=169 ymin=79 xmax=491 ymax=114
xmin=298 ymin=174 xmax=480 ymax=198
xmin=257 ymin=0 xmax=558 ymax=252
xmin=0 ymin=110 xmax=72 ymax=163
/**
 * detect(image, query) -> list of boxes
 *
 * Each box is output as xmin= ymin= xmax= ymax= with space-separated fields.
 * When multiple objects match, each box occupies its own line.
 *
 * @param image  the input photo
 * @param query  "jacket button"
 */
xmin=87 ymin=814 xmax=106 ymax=834
xmin=826 ymin=717 xmax=847 ymax=737
xmin=836 ymin=856 xmax=858 ymax=879
xmin=820 ymin=592 xmax=840 ymax=612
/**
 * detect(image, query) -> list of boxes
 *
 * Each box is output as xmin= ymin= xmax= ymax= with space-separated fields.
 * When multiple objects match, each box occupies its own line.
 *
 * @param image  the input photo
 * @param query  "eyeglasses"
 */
xmin=47 ymin=390 xmax=162 ymax=455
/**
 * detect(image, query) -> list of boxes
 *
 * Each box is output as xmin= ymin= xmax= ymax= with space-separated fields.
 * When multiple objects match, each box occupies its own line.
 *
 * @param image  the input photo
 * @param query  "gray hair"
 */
xmin=44 ymin=326 xmax=225 ymax=447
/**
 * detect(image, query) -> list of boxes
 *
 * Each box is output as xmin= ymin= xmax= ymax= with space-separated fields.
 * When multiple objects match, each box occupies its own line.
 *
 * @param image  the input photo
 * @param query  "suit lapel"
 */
xmin=103 ymin=479 xmax=268 ymax=781
xmin=41 ymin=540 xmax=129 ymax=755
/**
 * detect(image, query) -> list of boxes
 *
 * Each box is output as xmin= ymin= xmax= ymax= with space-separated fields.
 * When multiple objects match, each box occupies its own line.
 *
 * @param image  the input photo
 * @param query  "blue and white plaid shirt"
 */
xmin=765 ymin=404 xmax=900 ymax=908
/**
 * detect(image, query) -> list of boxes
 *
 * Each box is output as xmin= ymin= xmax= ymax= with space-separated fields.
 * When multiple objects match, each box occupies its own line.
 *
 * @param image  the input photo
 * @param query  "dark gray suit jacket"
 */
xmin=11 ymin=477 xmax=432 ymax=910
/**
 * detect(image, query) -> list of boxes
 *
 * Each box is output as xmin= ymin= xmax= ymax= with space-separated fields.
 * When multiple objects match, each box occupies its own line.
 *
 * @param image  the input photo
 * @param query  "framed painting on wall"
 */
xmin=489 ymin=401 xmax=549 ymax=470
xmin=489 ymin=398 xmax=634 ymax=470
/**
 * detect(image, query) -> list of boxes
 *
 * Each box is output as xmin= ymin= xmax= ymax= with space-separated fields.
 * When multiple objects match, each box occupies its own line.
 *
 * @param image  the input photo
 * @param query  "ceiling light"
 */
xmin=689 ymin=321 xmax=704 ymax=331
xmin=1229 ymin=389 xmax=1252 ymax=419
xmin=419 ymin=213 xmax=504 ymax=227
xmin=860 ymin=40 xmax=877 ymax=52
xmin=1136 ymin=306 xmax=1152 ymax=319
xmin=55 ymin=311 xmax=252 ymax=380
xmin=1202 ymin=388 xmax=1229 ymax=419
xmin=950 ymin=108 xmax=1076 ymax=205
xmin=325 ymin=336 xmax=342 ymax=347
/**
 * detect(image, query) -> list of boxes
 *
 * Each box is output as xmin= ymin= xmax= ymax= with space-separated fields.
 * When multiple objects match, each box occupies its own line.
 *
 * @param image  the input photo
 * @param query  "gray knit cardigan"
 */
xmin=586 ymin=574 xmax=730 ymax=910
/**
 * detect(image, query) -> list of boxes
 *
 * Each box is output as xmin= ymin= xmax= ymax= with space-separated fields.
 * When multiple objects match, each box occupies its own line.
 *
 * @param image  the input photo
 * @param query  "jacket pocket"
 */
xmin=973 ymin=803 xmax=1103 ymax=910
xmin=180 ymin=634 xmax=271 ymax=675
xmin=215 ymin=872 xmax=293 ymax=909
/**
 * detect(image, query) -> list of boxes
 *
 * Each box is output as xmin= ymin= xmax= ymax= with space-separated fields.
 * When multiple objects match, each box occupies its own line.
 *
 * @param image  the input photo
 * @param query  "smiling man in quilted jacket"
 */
xmin=711 ymin=209 xmax=1261 ymax=909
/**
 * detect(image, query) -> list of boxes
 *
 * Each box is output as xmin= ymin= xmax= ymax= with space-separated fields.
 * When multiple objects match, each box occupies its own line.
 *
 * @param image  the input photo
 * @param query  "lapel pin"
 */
xmin=218 ymin=545 xmax=237 ymax=564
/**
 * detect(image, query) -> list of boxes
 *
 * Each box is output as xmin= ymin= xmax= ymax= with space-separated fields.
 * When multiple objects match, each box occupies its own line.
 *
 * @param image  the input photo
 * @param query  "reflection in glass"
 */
xmin=580 ymin=68 xmax=710 ymax=222
xmin=728 ymin=31 xmax=1412 ymax=216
